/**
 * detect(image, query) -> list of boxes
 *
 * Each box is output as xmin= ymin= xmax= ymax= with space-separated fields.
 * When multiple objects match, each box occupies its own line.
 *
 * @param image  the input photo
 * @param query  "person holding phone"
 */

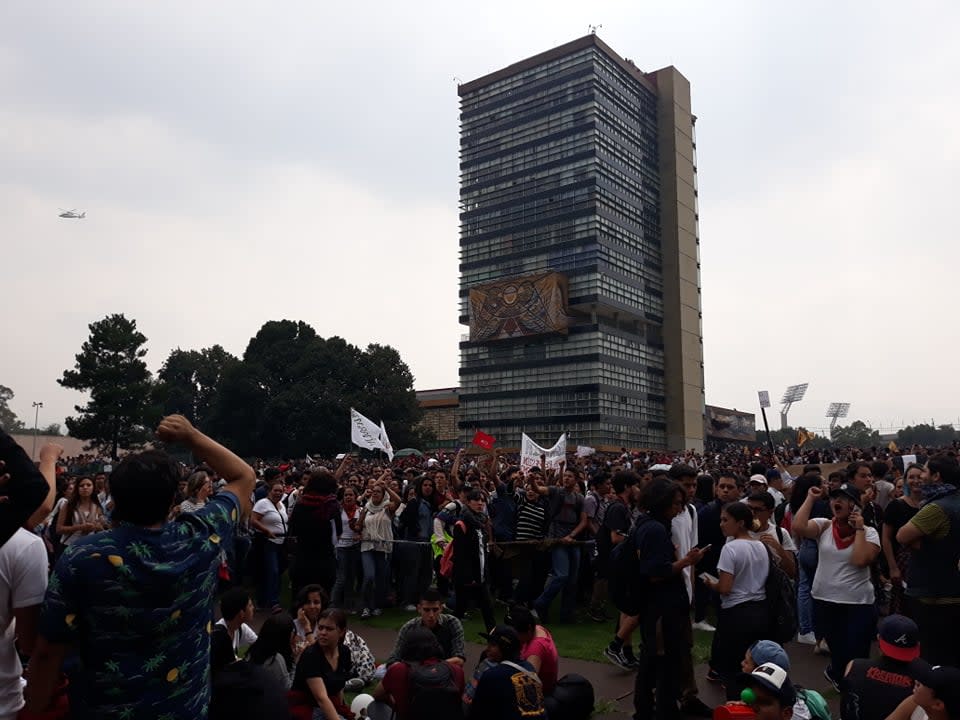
xmin=792 ymin=484 xmax=881 ymax=690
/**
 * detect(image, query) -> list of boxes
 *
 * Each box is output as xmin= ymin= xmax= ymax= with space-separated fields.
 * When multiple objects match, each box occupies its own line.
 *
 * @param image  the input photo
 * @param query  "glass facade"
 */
xmin=458 ymin=39 xmax=674 ymax=448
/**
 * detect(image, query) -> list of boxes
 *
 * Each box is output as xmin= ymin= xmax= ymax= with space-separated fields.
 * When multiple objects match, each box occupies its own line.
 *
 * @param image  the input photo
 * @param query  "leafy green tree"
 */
xmin=208 ymin=320 xmax=424 ymax=457
xmin=59 ymin=314 xmax=154 ymax=459
xmin=0 ymin=385 xmax=26 ymax=432
xmin=831 ymin=420 xmax=881 ymax=448
xmin=155 ymin=345 xmax=238 ymax=427
xmin=897 ymin=423 xmax=957 ymax=447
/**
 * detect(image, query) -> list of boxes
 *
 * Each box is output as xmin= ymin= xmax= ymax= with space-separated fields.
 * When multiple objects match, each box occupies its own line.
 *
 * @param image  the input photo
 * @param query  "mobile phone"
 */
xmin=699 ymin=572 xmax=719 ymax=585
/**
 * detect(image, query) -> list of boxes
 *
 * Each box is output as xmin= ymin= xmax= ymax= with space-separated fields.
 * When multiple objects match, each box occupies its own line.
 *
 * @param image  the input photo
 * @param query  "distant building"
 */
xmin=415 ymin=388 xmax=460 ymax=450
xmin=457 ymin=34 xmax=705 ymax=450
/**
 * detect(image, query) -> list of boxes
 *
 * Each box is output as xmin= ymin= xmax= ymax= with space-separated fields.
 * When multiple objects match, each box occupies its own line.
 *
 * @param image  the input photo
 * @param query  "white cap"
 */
xmin=748 ymin=474 xmax=768 ymax=486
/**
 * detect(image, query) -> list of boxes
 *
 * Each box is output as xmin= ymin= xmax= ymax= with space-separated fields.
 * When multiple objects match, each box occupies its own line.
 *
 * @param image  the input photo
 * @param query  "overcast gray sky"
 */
xmin=3 ymin=0 xmax=957 ymax=438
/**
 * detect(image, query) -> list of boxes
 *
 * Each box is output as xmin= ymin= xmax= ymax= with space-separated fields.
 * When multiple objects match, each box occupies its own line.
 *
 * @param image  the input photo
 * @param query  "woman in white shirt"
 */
xmin=793 ymin=484 xmax=880 ymax=689
xmin=702 ymin=501 xmax=770 ymax=697
xmin=251 ymin=480 xmax=288 ymax=613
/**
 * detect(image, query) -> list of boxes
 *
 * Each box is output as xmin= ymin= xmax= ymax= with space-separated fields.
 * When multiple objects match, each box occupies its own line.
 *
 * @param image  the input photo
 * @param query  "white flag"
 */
xmin=350 ymin=408 xmax=385 ymax=452
xmin=576 ymin=445 xmax=596 ymax=458
xmin=520 ymin=433 xmax=568 ymax=473
xmin=305 ymin=453 xmax=315 ymax=464
xmin=379 ymin=421 xmax=395 ymax=462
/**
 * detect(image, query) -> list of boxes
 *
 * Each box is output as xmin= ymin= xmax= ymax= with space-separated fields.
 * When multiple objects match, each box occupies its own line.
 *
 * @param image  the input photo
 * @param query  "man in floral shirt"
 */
xmin=25 ymin=416 xmax=255 ymax=720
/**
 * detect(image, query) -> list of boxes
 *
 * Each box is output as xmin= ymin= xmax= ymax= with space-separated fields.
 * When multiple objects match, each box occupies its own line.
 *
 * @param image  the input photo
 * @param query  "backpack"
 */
xmin=763 ymin=545 xmax=798 ymax=645
xmin=608 ymin=527 xmax=644 ymax=615
xmin=406 ymin=660 xmax=464 ymax=720
xmin=544 ymin=673 xmax=594 ymax=720
xmin=439 ymin=521 xmax=466 ymax=579
xmin=796 ymin=686 xmax=831 ymax=720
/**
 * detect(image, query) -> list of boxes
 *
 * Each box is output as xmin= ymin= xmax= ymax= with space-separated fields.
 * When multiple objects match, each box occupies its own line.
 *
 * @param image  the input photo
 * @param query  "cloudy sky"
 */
xmin=3 ymin=0 xmax=957 ymax=438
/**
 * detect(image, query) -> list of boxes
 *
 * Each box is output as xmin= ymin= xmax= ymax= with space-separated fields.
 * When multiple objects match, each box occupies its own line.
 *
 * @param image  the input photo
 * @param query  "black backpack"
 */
xmin=406 ymin=660 xmax=464 ymax=720
xmin=544 ymin=673 xmax=595 ymax=720
xmin=764 ymin=545 xmax=798 ymax=644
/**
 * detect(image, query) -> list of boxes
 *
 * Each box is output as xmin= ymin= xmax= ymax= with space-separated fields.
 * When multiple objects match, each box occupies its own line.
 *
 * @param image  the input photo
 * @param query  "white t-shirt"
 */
xmin=252 ymin=498 xmax=288 ymax=545
xmin=214 ymin=618 xmax=258 ymax=654
xmin=0 ymin=529 xmax=48 ymax=715
xmin=810 ymin=518 xmax=880 ymax=605
xmin=716 ymin=538 xmax=769 ymax=609
xmin=671 ymin=505 xmax=698 ymax=602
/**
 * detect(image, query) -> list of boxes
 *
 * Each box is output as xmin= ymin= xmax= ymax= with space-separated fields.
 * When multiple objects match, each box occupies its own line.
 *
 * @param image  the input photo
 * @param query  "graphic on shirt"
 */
xmin=511 ymin=670 xmax=544 ymax=717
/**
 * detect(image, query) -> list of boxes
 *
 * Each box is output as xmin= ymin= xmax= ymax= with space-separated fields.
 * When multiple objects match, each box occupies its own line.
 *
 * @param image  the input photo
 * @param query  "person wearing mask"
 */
xmin=632 ymin=478 xmax=707 ymax=720
xmin=702 ymin=501 xmax=770 ymax=698
xmin=896 ymin=453 xmax=960 ymax=666
xmin=793 ymin=485 xmax=881 ymax=690
xmin=841 ymin=614 xmax=922 ymax=720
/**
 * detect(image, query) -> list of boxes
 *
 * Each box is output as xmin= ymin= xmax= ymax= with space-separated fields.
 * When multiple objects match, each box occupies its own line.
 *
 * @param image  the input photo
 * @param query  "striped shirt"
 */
xmin=514 ymin=494 xmax=548 ymax=541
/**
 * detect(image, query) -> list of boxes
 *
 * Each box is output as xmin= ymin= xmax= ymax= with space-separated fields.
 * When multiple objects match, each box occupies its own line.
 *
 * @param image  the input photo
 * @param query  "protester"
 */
xmin=396 ymin=474 xmax=439 ymax=610
xmin=793 ymin=484 xmax=881 ymax=689
xmin=55 ymin=476 xmax=104 ymax=546
xmin=25 ymin=414 xmax=256 ymax=719
xmin=601 ymin=471 xmax=642 ymax=669
xmin=469 ymin=625 xmax=546 ymax=720
xmin=216 ymin=587 xmax=259 ymax=657
xmin=179 ymin=469 xmax=213 ymax=514
xmin=885 ymin=661 xmax=960 ymax=720
xmin=387 ymin=590 xmax=466 ymax=666
xmin=702 ymin=500 xmax=771 ymax=697
xmin=358 ymin=476 xmax=400 ymax=619
xmin=289 ymin=608 xmax=353 ymax=720
xmin=451 ymin=488 xmax=496 ymax=631
xmin=896 ymin=454 xmax=960 ymax=666
xmin=509 ymin=605 xmax=559 ymax=695
xmin=694 ymin=470 xmax=740 ymax=632
xmin=251 ymin=479 xmax=288 ymax=613
xmin=883 ymin=464 xmax=925 ymax=615
xmin=841 ymin=614 xmax=921 ymax=720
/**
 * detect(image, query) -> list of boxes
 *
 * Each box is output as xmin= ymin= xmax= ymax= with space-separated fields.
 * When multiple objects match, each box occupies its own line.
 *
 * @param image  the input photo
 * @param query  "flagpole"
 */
xmin=760 ymin=407 xmax=776 ymax=456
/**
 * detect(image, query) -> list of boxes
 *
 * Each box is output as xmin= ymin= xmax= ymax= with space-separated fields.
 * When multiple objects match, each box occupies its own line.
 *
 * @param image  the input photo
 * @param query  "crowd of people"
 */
xmin=1 ymin=417 xmax=959 ymax=719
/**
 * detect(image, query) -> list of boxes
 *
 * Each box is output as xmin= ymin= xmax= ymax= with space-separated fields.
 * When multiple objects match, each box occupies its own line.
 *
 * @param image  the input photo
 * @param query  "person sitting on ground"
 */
xmin=885 ymin=661 xmax=960 ymax=720
xmin=216 ymin=588 xmax=259 ymax=658
xmin=469 ymin=625 xmax=546 ymax=720
xmin=370 ymin=627 xmax=466 ymax=720
xmin=509 ymin=606 xmax=559 ymax=696
xmin=842 ymin=614 xmax=922 ymax=720
xmin=25 ymin=414 xmax=256 ymax=719
xmin=386 ymin=590 xmax=466 ymax=667
xmin=739 ymin=662 xmax=798 ymax=720
xmin=210 ymin=621 xmax=288 ymax=720
xmin=741 ymin=640 xmax=831 ymax=720
xmin=289 ymin=608 xmax=353 ymax=720
xmin=292 ymin=583 xmax=375 ymax=689
xmin=247 ymin=612 xmax=298 ymax=691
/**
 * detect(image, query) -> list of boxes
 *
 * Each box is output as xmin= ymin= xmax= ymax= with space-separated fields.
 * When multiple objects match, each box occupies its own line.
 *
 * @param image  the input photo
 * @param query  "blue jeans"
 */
xmin=797 ymin=563 xmax=815 ymax=635
xmin=535 ymin=544 xmax=580 ymax=618
xmin=360 ymin=550 xmax=389 ymax=610
xmin=815 ymin=600 xmax=877 ymax=681
xmin=332 ymin=545 xmax=361 ymax=609
xmin=259 ymin=541 xmax=282 ymax=608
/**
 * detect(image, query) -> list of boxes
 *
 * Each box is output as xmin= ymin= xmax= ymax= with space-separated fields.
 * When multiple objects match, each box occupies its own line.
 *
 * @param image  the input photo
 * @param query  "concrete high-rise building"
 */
xmin=457 ymin=34 xmax=704 ymax=451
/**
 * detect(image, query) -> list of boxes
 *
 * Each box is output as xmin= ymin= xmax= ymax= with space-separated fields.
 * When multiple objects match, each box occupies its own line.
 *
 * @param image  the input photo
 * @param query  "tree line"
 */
xmin=760 ymin=420 xmax=960 ymax=451
xmin=5 ymin=314 xmax=427 ymax=459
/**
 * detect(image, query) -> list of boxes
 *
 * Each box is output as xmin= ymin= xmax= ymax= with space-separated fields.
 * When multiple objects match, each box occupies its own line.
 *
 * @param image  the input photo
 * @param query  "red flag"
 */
xmin=472 ymin=430 xmax=496 ymax=451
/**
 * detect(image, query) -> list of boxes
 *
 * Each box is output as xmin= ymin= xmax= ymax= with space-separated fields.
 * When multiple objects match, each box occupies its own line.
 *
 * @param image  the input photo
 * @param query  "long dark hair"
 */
xmin=789 ymin=473 xmax=822 ymax=514
xmin=64 ymin=476 xmax=103 ymax=524
xmin=248 ymin=612 xmax=294 ymax=669
xmin=398 ymin=627 xmax=445 ymax=662
xmin=641 ymin=477 xmax=683 ymax=525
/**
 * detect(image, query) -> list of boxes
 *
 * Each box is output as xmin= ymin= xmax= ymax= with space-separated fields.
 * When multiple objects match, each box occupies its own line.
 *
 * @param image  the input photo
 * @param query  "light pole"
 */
xmin=31 ymin=401 xmax=43 ymax=459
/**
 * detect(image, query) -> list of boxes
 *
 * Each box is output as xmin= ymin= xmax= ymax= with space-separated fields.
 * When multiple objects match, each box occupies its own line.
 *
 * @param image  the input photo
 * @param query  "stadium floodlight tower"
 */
xmin=826 ymin=402 xmax=851 ymax=431
xmin=780 ymin=383 xmax=809 ymax=430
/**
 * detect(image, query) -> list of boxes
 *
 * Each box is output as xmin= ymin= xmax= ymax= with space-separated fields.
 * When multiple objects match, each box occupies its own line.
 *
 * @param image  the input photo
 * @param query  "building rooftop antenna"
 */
xmin=588 ymin=24 xmax=602 ymax=35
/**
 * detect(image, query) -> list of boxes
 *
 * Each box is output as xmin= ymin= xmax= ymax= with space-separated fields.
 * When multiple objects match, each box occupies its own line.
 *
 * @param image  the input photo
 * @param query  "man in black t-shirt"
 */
xmin=841 ymin=614 xmax=921 ymax=720
xmin=600 ymin=472 xmax=641 ymax=669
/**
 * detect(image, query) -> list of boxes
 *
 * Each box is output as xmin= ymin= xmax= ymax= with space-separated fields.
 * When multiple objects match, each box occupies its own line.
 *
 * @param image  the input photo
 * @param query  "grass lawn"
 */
xmin=353 ymin=604 xmax=713 ymax=666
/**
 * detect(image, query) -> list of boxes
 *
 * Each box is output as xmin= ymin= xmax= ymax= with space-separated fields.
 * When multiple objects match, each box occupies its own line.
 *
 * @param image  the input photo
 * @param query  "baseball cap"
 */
xmin=480 ymin=625 xmax=521 ymax=656
xmin=748 ymin=474 xmax=768 ymax=486
xmin=765 ymin=468 xmax=781 ymax=481
xmin=749 ymin=640 xmax=790 ymax=671
xmin=743 ymin=663 xmax=797 ymax=706
xmin=910 ymin=660 xmax=960 ymax=716
xmin=829 ymin=484 xmax=862 ymax=506
xmin=877 ymin=615 xmax=920 ymax=662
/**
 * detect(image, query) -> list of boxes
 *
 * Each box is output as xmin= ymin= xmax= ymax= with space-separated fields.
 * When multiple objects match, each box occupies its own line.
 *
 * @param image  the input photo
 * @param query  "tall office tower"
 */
xmin=458 ymin=34 xmax=704 ymax=451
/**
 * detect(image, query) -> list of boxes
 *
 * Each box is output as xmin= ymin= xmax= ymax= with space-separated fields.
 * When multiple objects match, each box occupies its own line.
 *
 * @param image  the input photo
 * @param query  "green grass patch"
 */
xmin=353 ymin=605 xmax=713 ymax=666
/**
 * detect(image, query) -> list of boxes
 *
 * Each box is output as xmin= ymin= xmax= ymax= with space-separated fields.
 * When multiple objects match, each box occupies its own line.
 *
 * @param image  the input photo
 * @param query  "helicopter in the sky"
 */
xmin=58 ymin=209 xmax=86 ymax=219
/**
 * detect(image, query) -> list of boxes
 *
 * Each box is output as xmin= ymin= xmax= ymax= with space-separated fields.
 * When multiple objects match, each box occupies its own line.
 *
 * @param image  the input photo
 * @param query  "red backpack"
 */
xmin=439 ymin=521 xmax=465 ymax=579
